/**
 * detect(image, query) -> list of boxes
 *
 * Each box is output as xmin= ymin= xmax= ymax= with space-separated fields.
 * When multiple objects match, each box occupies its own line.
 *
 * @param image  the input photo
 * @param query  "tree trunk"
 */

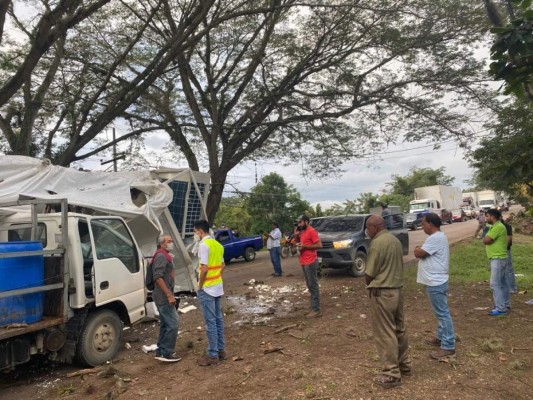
xmin=206 ymin=168 xmax=229 ymax=223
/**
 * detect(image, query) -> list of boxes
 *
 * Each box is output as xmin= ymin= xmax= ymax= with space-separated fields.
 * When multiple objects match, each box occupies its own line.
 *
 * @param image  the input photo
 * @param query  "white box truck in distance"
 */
xmin=409 ymin=185 xmax=462 ymax=215
xmin=477 ymin=190 xmax=501 ymax=211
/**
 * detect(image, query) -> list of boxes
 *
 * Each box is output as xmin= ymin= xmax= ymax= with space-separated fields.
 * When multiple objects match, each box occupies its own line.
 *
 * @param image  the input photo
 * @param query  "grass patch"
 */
xmin=447 ymin=234 xmax=532 ymax=290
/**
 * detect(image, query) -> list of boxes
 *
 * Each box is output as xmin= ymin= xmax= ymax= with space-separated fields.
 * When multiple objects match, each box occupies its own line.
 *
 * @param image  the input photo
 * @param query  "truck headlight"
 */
xmin=333 ymin=239 xmax=353 ymax=249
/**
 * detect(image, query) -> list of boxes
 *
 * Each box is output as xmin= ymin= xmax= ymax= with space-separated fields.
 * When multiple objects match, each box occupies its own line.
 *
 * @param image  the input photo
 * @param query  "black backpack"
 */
xmin=145 ymin=259 xmax=155 ymax=291
xmin=145 ymin=249 xmax=172 ymax=291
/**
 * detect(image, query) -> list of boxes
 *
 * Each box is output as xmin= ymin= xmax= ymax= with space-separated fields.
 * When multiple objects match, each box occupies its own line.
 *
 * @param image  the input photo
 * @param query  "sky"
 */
xmin=79 ymin=128 xmax=479 ymax=209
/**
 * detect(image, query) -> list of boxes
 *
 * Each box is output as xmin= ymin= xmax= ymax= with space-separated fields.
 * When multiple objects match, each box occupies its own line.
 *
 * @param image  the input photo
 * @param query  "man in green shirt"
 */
xmin=483 ymin=209 xmax=510 ymax=316
xmin=365 ymin=215 xmax=411 ymax=388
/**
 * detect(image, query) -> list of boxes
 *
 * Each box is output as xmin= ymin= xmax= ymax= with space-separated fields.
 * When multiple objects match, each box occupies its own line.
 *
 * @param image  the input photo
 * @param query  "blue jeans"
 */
xmin=302 ymin=260 xmax=320 ymax=311
xmin=425 ymin=282 xmax=455 ymax=350
xmin=269 ymin=246 xmax=282 ymax=274
xmin=506 ymin=249 xmax=517 ymax=293
xmin=197 ymin=289 xmax=225 ymax=358
xmin=490 ymin=258 xmax=510 ymax=312
xmin=155 ymin=303 xmax=179 ymax=357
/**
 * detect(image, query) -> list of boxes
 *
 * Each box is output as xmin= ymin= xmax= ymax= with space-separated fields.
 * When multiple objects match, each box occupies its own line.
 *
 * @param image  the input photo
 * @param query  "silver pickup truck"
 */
xmin=311 ymin=214 xmax=409 ymax=277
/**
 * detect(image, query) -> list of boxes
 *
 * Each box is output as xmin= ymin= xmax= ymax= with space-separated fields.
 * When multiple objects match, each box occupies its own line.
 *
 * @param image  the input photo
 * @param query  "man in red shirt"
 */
xmin=296 ymin=214 xmax=323 ymax=318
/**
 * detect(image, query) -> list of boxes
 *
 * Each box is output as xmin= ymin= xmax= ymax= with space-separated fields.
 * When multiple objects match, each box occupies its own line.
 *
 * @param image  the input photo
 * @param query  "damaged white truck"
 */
xmin=0 ymin=156 xmax=208 ymax=371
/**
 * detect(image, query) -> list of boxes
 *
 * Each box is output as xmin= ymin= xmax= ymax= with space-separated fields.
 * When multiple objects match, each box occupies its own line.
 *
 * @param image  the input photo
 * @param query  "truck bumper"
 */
xmin=316 ymin=247 xmax=357 ymax=269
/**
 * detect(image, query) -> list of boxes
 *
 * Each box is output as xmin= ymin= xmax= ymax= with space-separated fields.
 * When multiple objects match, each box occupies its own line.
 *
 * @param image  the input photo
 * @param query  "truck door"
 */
xmin=88 ymin=217 xmax=145 ymax=322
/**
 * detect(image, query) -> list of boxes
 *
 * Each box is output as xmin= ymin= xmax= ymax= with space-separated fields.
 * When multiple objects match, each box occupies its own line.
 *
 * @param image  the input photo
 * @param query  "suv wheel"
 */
xmin=348 ymin=251 xmax=367 ymax=277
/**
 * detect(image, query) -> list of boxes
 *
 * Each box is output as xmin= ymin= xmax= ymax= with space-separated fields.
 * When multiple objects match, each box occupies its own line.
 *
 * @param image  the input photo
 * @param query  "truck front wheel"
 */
xmin=348 ymin=251 xmax=367 ymax=277
xmin=76 ymin=309 xmax=122 ymax=367
xmin=244 ymin=247 xmax=256 ymax=261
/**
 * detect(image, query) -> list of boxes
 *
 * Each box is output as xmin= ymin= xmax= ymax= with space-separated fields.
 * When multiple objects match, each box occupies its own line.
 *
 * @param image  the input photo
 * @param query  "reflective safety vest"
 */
xmin=202 ymin=238 xmax=224 ymax=288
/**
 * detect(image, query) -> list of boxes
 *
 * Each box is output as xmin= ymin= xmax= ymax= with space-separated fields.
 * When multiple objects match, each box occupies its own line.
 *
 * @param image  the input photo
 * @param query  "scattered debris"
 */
xmin=232 ymin=356 xmax=244 ymax=361
xmin=274 ymin=324 xmax=297 ymax=334
xmin=65 ymin=367 xmax=104 ymax=378
xmin=142 ymin=344 xmax=158 ymax=353
xmin=178 ymin=305 xmax=197 ymax=314
xmin=264 ymin=345 xmax=284 ymax=354
xmin=125 ymin=343 xmax=131 ymax=350
xmin=359 ymin=314 xmax=367 ymax=319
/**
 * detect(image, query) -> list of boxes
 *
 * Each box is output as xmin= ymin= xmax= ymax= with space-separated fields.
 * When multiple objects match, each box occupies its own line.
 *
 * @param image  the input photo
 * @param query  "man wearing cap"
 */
xmin=296 ymin=214 xmax=323 ymax=318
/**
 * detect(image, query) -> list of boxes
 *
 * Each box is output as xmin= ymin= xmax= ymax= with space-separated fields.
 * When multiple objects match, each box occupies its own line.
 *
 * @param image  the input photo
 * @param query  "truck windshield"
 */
xmin=310 ymin=217 xmax=364 ymax=232
xmin=410 ymin=202 xmax=429 ymax=210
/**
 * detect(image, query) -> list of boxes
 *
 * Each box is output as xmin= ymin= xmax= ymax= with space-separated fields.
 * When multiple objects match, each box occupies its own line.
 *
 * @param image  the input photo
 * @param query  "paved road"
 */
xmin=223 ymin=218 xmax=479 ymax=288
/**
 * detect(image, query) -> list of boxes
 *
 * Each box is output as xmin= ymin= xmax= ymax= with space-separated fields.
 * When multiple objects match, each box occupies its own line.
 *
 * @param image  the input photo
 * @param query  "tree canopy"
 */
xmin=1 ymin=0 xmax=494 ymax=221
xmin=485 ymin=0 xmax=533 ymax=101
xmin=470 ymin=98 xmax=533 ymax=204
xmin=245 ymin=172 xmax=310 ymax=234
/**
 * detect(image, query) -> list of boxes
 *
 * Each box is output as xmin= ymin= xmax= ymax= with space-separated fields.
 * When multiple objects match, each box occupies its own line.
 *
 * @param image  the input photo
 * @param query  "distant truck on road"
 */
xmin=409 ymin=185 xmax=462 ymax=223
xmin=214 ymin=229 xmax=263 ymax=263
xmin=477 ymin=190 xmax=504 ymax=212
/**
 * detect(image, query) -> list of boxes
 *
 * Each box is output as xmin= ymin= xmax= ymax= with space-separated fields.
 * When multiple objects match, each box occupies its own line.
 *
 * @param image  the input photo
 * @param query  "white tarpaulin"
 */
xmin=0 ymin=156 xmax=173 ymax=231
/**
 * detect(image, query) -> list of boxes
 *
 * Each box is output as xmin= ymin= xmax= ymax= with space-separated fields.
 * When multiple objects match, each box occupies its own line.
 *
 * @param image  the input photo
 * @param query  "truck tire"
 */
xmin=76 ymin=309 xmax=122 ymax=367
xmin=348 ymin=251 xmax=367 ymax=277
xmin=244 ymin=247 xmax=256 ymax=261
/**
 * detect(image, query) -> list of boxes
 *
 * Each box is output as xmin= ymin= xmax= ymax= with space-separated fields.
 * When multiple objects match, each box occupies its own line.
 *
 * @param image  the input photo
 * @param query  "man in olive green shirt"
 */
xmin=483 ymin=209 xmax=510 ymax=316
xmin=365 ymin=215 xmax=411 ymax=388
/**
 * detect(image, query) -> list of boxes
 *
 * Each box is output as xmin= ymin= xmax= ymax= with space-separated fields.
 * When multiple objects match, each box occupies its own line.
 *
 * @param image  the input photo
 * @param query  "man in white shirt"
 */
xmin=414 ymin=213 xmax=456 ymax=360
xmin=266 ymin=222 xmax=283 ymax=277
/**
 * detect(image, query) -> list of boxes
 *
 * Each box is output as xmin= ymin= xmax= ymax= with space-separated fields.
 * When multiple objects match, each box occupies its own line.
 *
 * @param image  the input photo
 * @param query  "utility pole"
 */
xmin=112 ymin=128 xmax=117 ymax=172
xmin=100 ymin=127 xmax=125 ymax=169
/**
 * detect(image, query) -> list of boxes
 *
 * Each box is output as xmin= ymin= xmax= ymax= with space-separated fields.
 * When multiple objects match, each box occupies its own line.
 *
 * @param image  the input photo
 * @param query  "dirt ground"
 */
xmin=1 ymin=248 xmax=532 ymax=400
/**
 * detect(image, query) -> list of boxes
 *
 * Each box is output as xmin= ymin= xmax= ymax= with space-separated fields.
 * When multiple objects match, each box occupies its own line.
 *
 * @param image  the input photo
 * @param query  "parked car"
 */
xmin=310 ymin=214 xmax=409 ymax=277
xmin=451 ymin=209 xmax=467 ymax=222
xmin=214 ymin=229 xmax=263 ymax=263
xmin=461 ymin=206 xmax=476 ymax=219
xmin=436 ymin=209 xmax=453 ymax=224
xmin=406 ymin=212 xmax=423 ymax=231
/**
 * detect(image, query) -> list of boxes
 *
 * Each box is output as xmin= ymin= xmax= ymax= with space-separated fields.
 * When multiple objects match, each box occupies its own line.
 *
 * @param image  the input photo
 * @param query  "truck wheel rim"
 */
xmin=354 ymin=258 xmax=364 ymax=272
xmin=93 ymin=322 xmax=116 ymax=352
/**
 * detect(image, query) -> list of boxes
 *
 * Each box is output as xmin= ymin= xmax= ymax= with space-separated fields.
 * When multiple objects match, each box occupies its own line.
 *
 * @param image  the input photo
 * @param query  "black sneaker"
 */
xmin=155 ymin=354 xmax=182 ymax=363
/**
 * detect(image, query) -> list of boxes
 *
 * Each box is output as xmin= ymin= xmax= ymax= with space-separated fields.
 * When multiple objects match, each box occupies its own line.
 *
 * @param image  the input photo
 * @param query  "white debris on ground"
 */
xmin=229 ymin=281 xmax=304 ymax=326
xmin=178 ymin=305 xmax=197 ymax=314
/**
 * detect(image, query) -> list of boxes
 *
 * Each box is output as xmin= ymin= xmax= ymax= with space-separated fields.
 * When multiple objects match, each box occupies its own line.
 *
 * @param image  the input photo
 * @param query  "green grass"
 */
xmin=449 ymin=234 xmax=532 ymax=290
xmin=405 ymin=234 xmax=533 ymax=290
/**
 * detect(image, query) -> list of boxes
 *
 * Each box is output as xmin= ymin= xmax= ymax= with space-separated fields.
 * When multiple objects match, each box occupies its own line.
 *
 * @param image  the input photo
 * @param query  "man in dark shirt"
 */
xmin=365 ymin=215 xmax=411 ymax=388
xmin=152 ymin=234 xmax=181 ymax=362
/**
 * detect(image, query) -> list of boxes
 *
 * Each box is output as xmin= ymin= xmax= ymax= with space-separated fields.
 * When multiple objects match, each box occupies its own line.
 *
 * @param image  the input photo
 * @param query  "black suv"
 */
xmin=311 ymin=214 xmax=409 ymax=277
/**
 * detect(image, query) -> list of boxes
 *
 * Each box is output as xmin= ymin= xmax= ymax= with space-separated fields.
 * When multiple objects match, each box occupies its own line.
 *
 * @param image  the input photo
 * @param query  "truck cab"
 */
xmin=0 ymin=199 xmax=195 ymax=371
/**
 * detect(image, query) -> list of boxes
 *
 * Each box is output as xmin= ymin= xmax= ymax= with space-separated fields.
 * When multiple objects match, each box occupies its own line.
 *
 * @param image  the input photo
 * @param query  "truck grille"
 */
xmin=321 ymin=241 xmax=334 ymax=249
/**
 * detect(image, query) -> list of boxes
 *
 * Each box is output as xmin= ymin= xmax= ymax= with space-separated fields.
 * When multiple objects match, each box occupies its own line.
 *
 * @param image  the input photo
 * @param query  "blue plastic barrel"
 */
xmin=0 ymin=241 xmax=44 ymax=327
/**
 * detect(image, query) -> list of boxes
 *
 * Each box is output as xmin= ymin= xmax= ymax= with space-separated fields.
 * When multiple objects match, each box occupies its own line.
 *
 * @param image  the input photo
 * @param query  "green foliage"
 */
xmin=470 ymin=98 xmax=533 ymax=203
xmin=488 ymin=0 xmax=533 ymax=100
xmin=214 ymin=197 xmax=252 ymax=236
xmin=245 ymin=173 xmax=310 ymax=234
xmin=387 ymin=167 xmax=455 ymax=197
xmin=355 ymin=192 xmax=380 ymax=214
xmin=379 ymin=193 xmax=412 ymax=214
